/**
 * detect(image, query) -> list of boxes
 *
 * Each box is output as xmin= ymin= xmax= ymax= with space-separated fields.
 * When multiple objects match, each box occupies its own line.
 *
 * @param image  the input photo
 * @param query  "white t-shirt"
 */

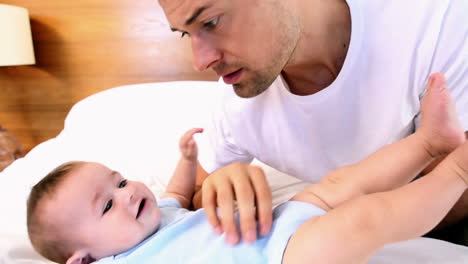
xmin=198 ymin=0 xmax=468 ymax=182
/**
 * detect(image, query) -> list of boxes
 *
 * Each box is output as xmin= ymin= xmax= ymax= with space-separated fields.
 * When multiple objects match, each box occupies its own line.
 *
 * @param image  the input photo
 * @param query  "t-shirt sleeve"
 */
xmin=415 ymin=0 xmax=468 ymax=131
xmin=158 ymin=198 xmax=182 ymax=209
xmin=197 ymin=89 xmax=254 ymax=173
xmin=432 ymin=0 xmax=468 ymax=131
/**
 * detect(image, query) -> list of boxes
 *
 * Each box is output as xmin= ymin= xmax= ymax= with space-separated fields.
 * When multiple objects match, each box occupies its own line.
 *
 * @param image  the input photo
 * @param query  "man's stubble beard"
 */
xmin=232 ymin=67 xmax=278 ymax=98
xmin=232 ymin=6 xmax=301 ymax=98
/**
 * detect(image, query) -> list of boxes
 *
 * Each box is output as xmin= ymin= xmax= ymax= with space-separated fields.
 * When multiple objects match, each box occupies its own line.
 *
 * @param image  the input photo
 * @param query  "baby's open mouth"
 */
xmin=136 ymin=199 xmax=146 ymax=219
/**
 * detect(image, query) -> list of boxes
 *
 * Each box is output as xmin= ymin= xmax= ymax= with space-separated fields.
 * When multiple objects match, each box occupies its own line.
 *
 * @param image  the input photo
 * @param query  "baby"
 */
xmin=27 ymin=73 xmax=468 ymax=264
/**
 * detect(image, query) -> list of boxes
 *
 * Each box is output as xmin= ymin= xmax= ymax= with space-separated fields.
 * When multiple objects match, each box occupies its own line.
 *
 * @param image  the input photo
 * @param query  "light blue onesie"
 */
xmin=96 ymin=198 xmax=325 ymax=264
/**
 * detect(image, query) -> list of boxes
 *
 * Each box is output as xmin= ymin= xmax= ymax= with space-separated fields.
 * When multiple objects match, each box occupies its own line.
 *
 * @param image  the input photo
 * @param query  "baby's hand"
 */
xmin=179 ymin=128 xmax=203 ymax=161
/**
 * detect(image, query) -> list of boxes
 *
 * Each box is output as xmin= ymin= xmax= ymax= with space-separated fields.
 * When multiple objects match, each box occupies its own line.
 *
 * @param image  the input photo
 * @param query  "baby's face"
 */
xmin=44 ymin=162 xmax=161 ymax=259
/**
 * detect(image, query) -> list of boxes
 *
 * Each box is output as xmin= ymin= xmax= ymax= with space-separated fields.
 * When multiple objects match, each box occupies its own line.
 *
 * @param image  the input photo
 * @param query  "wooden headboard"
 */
xmin=0 ymin=0 xmax=216 ymax=152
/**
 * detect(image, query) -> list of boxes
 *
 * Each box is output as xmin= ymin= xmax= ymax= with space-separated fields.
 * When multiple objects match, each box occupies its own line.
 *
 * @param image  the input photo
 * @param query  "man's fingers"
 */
xmin=232 ymin=170 xmax=257 ymax=243
xmin=248 ymin=166 xmax=273 ymax=236
xmin=202 ymin=182 xmax=222 ymax=234
xmin=200 ymin=163 xmax=273 ymax=246
xmin=216 ymin=178 xmax=239 ymax=245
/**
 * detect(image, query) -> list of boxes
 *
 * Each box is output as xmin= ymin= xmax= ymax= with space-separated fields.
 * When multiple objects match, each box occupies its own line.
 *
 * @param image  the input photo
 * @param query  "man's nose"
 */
xmin=191 ymin=36 xmax=222 ymax=72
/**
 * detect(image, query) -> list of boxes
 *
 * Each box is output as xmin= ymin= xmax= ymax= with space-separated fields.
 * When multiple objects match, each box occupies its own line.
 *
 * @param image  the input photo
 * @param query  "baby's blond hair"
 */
xmin=27 ymin=161 xmax=85 ymax=264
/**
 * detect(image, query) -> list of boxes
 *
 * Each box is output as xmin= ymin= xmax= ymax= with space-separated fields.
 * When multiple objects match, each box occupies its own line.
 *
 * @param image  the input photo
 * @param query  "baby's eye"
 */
xmin=180 ymin=31 xmax=190 ymax=38
xmin=103 ymin=200 xmax=113 ymax=215
xmin=118 ymin=179 xmax=127 ymax=188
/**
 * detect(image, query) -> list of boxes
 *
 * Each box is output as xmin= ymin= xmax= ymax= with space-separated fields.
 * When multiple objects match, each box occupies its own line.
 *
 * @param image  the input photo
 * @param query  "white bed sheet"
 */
xmin=0 ymin=81 xmax=467 ymax=263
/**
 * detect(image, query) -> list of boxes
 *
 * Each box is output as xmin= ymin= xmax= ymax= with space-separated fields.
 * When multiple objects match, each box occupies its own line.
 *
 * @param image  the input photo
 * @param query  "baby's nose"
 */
xmin=116 ymin=186 xmax=137 ymax=205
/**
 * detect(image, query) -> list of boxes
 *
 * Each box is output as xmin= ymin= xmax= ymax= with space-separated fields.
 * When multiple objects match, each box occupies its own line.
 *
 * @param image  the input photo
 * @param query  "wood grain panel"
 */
xmin=0 ymin=0 xmax=216 ymax=152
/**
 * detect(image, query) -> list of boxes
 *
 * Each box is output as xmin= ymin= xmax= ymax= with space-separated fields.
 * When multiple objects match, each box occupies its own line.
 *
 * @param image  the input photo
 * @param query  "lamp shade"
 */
xmin=0 ymin=4 xmax=35 ymax=66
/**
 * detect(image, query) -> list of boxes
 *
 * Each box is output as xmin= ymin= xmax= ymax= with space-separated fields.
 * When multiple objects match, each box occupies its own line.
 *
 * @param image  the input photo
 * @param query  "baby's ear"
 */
xmin=66 ymin=250 xmax=96 ymax=264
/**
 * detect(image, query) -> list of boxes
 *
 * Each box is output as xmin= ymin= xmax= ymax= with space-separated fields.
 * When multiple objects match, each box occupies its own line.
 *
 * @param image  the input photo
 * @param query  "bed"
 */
xmin=1 ymin=81 xmax=467 ymax=263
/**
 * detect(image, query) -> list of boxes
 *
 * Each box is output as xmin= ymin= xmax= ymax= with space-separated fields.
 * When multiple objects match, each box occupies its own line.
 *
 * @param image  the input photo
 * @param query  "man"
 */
xmin=158 ymin=0 xmax=468 ymax=245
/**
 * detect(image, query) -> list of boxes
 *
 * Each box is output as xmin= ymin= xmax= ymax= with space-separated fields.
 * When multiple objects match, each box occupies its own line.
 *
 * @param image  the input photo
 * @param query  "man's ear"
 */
xmin=66 ymin=250 xmax=96 ymax=264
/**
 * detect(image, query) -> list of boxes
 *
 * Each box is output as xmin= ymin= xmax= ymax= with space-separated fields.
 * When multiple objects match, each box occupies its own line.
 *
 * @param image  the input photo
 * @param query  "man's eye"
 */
xmin=181 ymin=32 xmax=190 ymax=38
xmin=118 ymin=179 xmax=127 ymax=188
xmin=103 ymin=200 xmax=112 ymax=215
xmin=203 ymin=17 xmax=218 ymax=29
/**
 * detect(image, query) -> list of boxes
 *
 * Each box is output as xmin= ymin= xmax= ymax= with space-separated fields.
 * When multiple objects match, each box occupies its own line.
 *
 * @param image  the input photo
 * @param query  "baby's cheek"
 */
xmin=151 ymin=207 xmax=162 ymax=230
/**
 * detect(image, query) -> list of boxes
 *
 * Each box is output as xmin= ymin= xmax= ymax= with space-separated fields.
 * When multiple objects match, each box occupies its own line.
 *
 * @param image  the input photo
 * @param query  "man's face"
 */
xmin=159 ymin=0 xmax=300 ymax=98
xmin=43 ymin=162 xmax=160 ymax=259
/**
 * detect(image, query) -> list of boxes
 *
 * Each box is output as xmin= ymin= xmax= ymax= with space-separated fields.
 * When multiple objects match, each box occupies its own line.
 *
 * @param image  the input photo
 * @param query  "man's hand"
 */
xmin=201 ymin=162 xmax=272 ymax=245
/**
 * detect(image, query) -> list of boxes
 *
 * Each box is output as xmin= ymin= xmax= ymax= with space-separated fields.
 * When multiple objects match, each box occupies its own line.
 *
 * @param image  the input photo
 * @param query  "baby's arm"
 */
xmin=161 ymin=128 xmax=203 ymax=208
xmin=283 ymin=140 xmax=468 ymax=264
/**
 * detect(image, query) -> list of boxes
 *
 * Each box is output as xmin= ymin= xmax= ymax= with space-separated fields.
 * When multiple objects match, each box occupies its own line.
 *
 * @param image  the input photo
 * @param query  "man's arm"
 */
xmin=161 ymin=128 xmax=202 ymax=209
